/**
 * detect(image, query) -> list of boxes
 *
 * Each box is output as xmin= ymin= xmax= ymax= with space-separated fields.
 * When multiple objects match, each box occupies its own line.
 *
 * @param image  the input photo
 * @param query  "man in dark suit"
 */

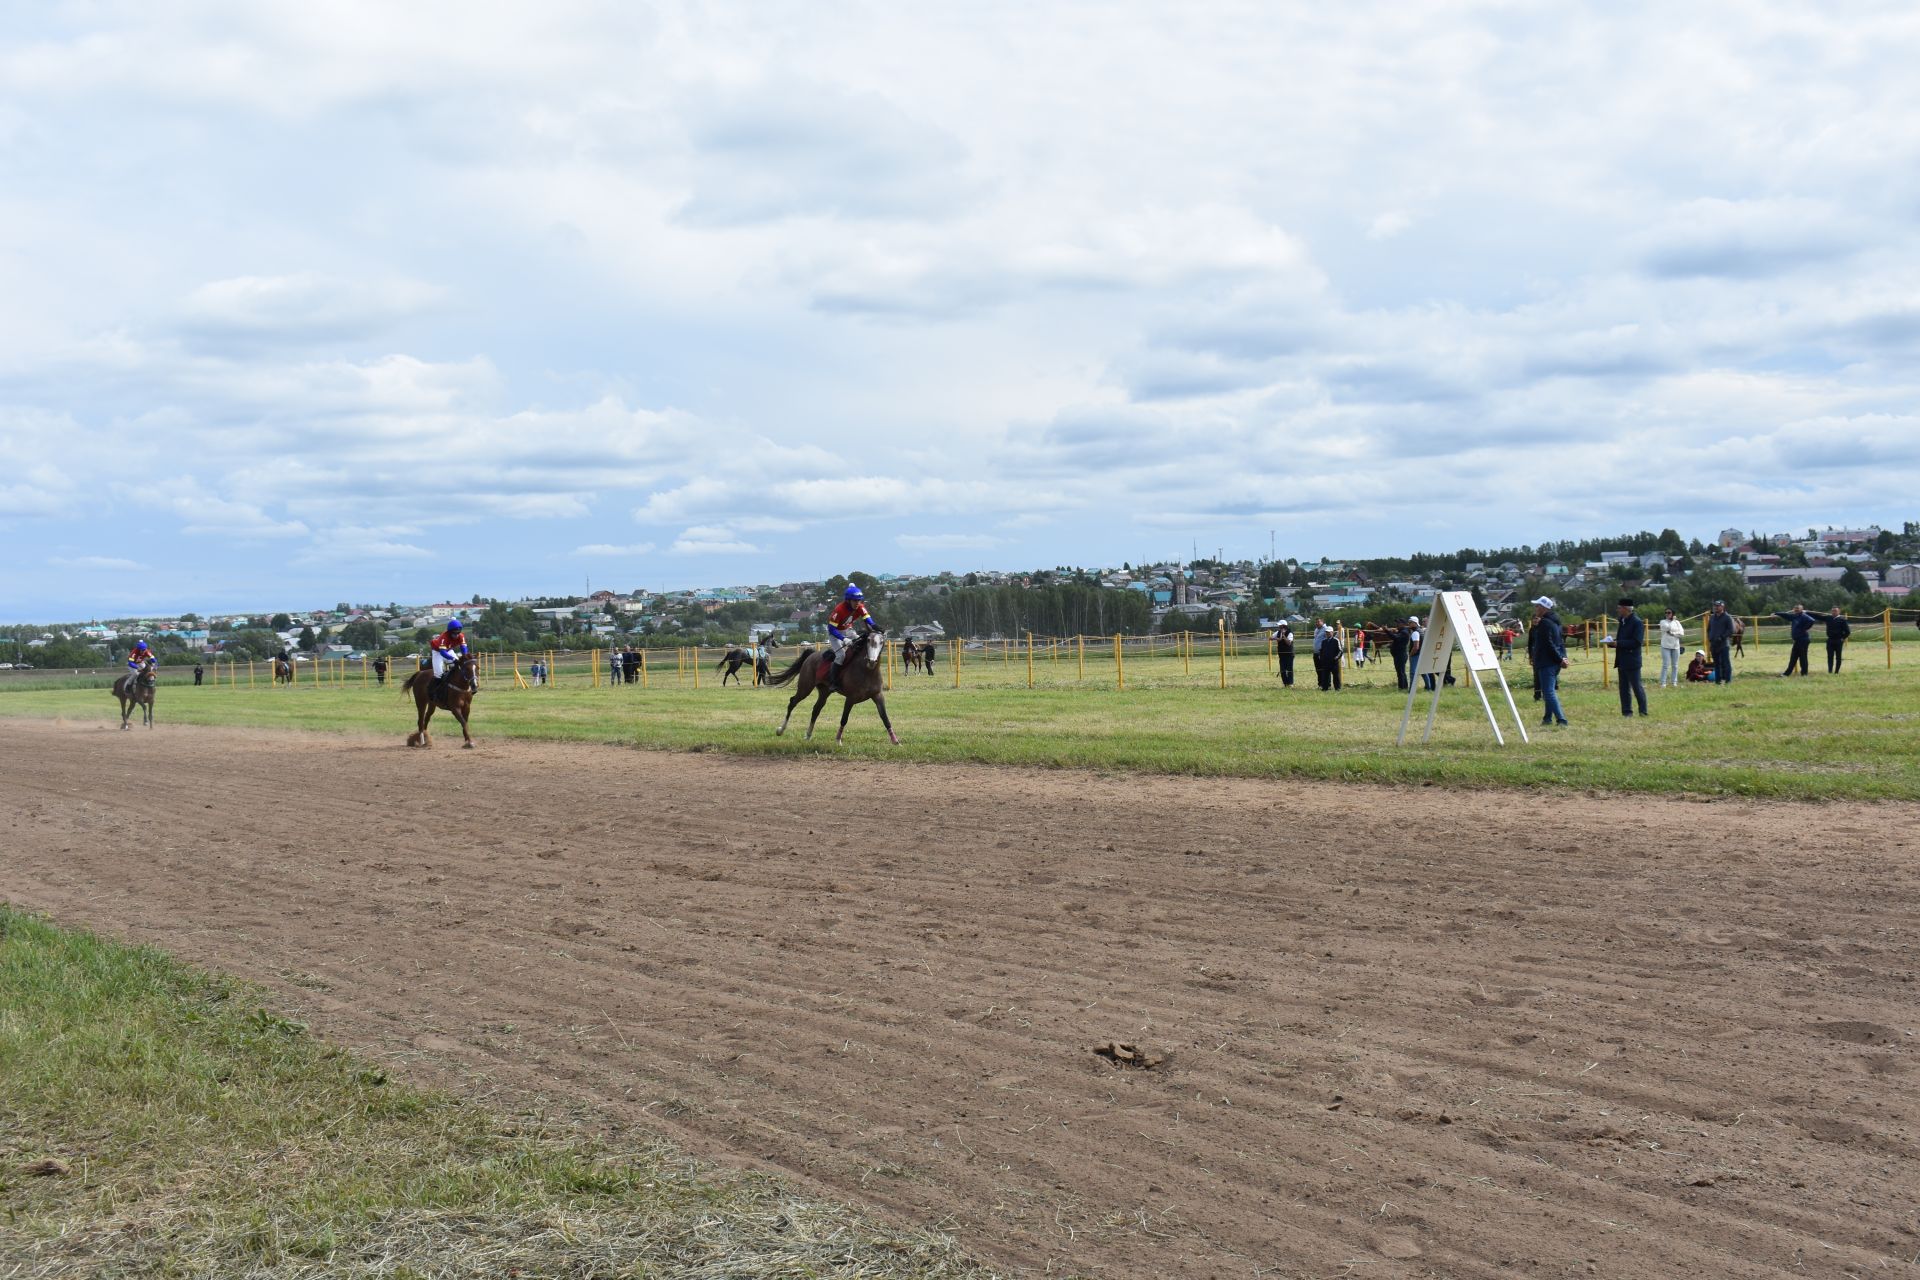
xmin=1610 ymin=596 xmax=1648 ymax=717
xmin=1389 ymin=618 xmax=1414 ymax=691
xmin=1706 ymin=601 xmax=1736 ymax=685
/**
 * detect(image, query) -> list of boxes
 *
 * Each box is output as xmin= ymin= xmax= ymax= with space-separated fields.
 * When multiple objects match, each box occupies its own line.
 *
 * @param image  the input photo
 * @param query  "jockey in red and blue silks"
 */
xmin=127 ymin=639 xmax=156 ymax=679
xmin=429 ymin=618 xmax=469 ymax=682
xmin=825 ymin=584 xmax=877 ymax=686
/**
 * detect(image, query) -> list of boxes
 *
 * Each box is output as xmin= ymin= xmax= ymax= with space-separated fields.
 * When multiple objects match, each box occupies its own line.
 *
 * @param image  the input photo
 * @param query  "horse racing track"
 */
xmin=5 ymin=719 xmax=1918 ymax=1277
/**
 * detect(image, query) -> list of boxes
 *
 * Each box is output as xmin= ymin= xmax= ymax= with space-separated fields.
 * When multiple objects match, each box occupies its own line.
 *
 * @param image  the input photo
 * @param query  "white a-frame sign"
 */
xmin=1397 ymin=591 xmax=1530 ymax=746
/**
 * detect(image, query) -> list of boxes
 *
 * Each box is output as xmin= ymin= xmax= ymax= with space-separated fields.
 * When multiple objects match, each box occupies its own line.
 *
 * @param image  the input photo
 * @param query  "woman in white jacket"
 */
xmin=1657 ymin=608 xmax=1687 ymax=687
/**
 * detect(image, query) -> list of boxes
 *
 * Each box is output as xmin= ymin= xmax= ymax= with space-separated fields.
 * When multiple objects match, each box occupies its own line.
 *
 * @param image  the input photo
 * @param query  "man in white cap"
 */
xmin=1526 ymin=596 xmax=1569 ymax=726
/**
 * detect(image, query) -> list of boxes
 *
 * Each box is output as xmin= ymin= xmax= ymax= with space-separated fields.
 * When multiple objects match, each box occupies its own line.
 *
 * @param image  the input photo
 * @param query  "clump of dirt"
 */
xmin=1093 ymin=1041 xmax=1164 ymax=1069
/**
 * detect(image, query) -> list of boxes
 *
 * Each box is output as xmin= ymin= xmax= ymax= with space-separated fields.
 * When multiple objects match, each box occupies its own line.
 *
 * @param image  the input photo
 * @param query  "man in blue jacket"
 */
xmin=1773 ymin=603 xmax=1819 ymax=676
xmin=1526 ymin=596 xmax=1570 ymax=726
xmin=1609 ymin=596 xmax=1648 ymax=717
xmin=1706 ymin=601 xmax=1736 ymax=685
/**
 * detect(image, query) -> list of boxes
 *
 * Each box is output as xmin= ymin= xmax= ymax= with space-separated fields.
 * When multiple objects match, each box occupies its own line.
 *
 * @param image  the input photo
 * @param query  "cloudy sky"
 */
xmin=3 ymin=2 xmax=1918 ymax=619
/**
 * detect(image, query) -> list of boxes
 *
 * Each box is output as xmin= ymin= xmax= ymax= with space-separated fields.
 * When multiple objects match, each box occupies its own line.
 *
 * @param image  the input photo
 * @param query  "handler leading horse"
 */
xmin=401 ymin=653 xmax=478 ymax=748
xmin=112 ymin=669 xmax=156 ymax=729
xmin=767 ymin=629 xmax=900 ymax=744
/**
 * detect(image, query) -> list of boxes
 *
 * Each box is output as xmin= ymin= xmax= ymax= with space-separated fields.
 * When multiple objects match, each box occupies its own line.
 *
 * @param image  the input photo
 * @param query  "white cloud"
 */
xmin=50 ymin=555 xmax=145 ymax=570
xmin=181 ymin=273 xmax=446 ymax=345
xmin=5 ymin=3 xmax=1920 ymax=616
xmin=1366 ymin=211 xmax=1413 ymax=241
xmin=897 ymin=533 xmax=1004 ymax=551
xmin=670 ymin=525 xmax=760 ymax=555
xmin=572 ymin=542 xmax=656 ymax=556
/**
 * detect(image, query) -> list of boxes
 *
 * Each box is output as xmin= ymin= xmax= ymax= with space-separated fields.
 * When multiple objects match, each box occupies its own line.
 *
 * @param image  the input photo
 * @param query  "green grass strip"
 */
xmin=5 ymin=643 xmax=1918 ymax=801
xmin=0 ymin=906 xmax=991 ymax=1278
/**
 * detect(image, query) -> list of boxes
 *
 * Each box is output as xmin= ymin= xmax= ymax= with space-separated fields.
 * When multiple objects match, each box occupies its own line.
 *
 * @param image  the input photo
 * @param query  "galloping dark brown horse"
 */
xmin=767 ymin=629 xmax=899 ymax=744
xmin=112 ymin=668 xmax=156 ymax=729
xmin=401 ymin=654 xmax=477 ymax=748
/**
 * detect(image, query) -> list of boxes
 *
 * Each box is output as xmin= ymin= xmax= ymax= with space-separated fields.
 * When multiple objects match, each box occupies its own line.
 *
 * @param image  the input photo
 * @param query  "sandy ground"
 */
xmin=3 ymin=718 xmax=1917 ymax=1278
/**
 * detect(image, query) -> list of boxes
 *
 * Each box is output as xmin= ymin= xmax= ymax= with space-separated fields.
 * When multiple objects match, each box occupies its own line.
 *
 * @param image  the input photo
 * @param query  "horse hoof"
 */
xmin=463 ymin=741 xmax=473 ymax=749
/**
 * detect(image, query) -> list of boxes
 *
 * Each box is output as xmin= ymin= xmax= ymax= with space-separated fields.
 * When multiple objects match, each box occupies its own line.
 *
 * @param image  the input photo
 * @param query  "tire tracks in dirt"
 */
xmin=3 ymin=718 xmax=1918 ymax=1277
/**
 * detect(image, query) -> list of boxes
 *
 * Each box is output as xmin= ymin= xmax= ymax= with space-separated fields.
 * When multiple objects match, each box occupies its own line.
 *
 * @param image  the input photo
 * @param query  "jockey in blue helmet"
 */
xmin=127 ymin=639 xmax=156 ymax=680
xmin=429 ymin=617 xmax=469 ymax=685
xmin=824 ymin=582 xmax=877 ymax=689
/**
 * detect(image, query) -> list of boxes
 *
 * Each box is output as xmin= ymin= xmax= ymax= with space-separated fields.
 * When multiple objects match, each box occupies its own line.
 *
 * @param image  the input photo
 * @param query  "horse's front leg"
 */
xmin=804 ymin=687 xmax=832 ymax=740
xmin=871 ymin=693 xmax=900 ymax=745
xmin=834 ymin=696 xmax=855 ymax=744
xmin=454 ymin=703 xmax=473 ymax=749
xmin=419 ymin=702 xmax=435 ymax=748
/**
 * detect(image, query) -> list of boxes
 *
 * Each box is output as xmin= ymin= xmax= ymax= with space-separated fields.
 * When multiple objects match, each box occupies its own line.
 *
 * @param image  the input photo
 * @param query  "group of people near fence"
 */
xmin=608 ymin=647 xmax=643 ymax=684
xmin=1267 ymin=595 xmax=1871 ymax=728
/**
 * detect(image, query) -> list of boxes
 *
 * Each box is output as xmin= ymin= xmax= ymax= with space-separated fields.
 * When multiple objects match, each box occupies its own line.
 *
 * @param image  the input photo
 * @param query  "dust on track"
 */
xmin=4 ymin=718 xmax=1917 ymax=1278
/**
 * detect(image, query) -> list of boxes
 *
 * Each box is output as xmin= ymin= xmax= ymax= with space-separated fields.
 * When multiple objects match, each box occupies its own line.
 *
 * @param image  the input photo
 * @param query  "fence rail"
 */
xmin=8 ymin=609 xmax=1917 ymax=694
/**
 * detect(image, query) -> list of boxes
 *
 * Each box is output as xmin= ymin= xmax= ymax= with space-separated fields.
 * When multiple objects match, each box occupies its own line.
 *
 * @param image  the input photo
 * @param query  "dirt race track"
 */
xmin=4 ymin=719 xmax=1918 ymax=1278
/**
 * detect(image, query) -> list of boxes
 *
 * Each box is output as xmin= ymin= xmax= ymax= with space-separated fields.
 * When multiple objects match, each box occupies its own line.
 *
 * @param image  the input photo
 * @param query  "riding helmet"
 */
xmin=844 ymin=584 xmax=864 ymax=600
xmin=447 ymin=618 xmax=463 ymax=630
xmin=134 ymin=640 xmax=149 ymax=650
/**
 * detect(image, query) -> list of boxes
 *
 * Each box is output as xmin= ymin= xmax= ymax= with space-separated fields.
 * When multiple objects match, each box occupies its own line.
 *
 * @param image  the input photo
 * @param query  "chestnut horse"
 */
xmin=401 ymin=653 xmax=477 ymax=748
xmin=767 ymin=628 xmax=899 ymax=744
xmin=112 ymin=668 xmax=156 ymax=729
xmin=273 ymin=658 xmax=294 ymax=684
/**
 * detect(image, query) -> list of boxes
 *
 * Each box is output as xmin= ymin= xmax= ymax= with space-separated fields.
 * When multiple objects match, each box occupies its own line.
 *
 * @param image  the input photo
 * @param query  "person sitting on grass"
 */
xmin=1686 ymin=650 xmax=1711 ymax=683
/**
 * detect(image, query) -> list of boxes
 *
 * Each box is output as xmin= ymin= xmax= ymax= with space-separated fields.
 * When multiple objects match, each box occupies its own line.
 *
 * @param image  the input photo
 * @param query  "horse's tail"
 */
xmin=715 ymin=653 xmax=733 ymax=671
xmin=401 ymin=670 xmax=424 ymax=695
xmin=764 ymin=649 xmax=814 ymax=688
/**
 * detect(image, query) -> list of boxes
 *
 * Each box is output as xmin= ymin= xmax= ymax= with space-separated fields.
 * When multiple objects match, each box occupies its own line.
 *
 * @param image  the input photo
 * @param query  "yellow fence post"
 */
xmin=248 ymin=660 xmax=255 ymax=687
xmin=693 ymin=645 xmax=701 ymax=689
xmin=641 ymin=648 xmax=649 ymax=689
xmin=1887 ymin=608 xmax=1894 ymax=670
xmin=1077 ymin=634 xmax=1084 ymax=681
xmin=1182 ymin=631 xmax=1191 ymax=676
xmin=1026 ymin=632 xmax=1034 ymax=689
xmin=1115 ymin=634 xmax=1125 ymax=690
xmin=954 ymin=637 xmax=962 ymax=688
xmin=1218 ymin=621 xmax=1227 ymax=689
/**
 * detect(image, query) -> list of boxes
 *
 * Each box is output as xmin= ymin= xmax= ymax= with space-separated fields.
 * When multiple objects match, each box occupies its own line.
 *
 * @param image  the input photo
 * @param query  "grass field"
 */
xmin=5 ymin=632 xmax=1916 ymax=800
xmin=0 ymin=905 xmax=987 ymax=1278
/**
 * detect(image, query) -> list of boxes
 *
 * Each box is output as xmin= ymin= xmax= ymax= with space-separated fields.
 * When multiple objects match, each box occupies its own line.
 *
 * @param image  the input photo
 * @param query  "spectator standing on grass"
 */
xmin=1527 ymin=595 xmax=1570 ymax=726
xmin=1707 ymin=601 xmax=1736 ymax=686
xmin=1273 ymin=623 xmax=1295 ymax=686
xmin=1388 ymin=619 xmax=1414 ymax=690
xmin=1657 ymin=608 xmax=1685 ymax=687
xmin=1316 ymin=625 xmax=1343 ymax=691
xmin=923 ymin=640 xmax=937 ymax=675
xmin=1606 ymin=597 xmax=1648 ymax=717
xmin=1773 ymin=604 xmax=1819 ymax=677
xmin=1824 ymin=607 xmax=1852 ymax=673
xmin=192 ymin=662 xmax=204 ymax=686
